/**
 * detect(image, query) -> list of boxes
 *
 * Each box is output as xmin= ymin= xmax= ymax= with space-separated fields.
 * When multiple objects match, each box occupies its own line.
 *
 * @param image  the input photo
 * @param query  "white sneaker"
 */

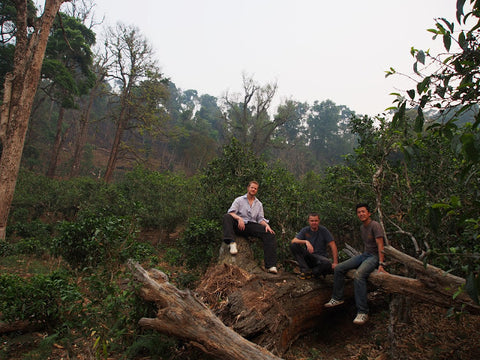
xmin=229 ymin=242 xmax=238 ymax=255
xmin=324 ymin=298 xmax=345 ymax=308
xmin=353 ymin=313 xmax=368 ymax=325
xmin=267 ymin=266 xmax=278 ymax=274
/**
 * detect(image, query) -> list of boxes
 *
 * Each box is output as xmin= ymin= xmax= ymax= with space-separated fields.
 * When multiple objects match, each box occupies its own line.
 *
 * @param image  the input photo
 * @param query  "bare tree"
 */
xmin=0 ymin=0 xmax=70 ymax=240
xmin=70 ymin=51 xmax=109 ymax=178
xmin=222 ymin=74 xmax=291 ymax=155
xmin=103 ymin=23 xmax=167 ymax=183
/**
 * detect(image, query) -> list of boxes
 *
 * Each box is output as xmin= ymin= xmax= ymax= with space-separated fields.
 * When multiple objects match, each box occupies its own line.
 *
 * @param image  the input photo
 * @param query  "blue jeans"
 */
xmin=331 ymin=253 xmax=378 ymax=314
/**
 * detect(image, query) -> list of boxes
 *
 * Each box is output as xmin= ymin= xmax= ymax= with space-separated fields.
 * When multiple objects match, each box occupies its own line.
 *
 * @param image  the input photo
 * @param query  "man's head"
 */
xmin=247 ymin=181 xmax=259 ymax=197
xmin=355 ymin=203 xmax=371 ymax=223
xmin=308 ymin=212 xmax=320 ymax=231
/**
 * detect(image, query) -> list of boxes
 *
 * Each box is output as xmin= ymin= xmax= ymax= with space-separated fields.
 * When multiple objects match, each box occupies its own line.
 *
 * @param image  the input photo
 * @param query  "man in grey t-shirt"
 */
xmin=291 ymin=213 xmax=338 ymax=279
xmin=324 ymin=203 xmax=387 ymax=325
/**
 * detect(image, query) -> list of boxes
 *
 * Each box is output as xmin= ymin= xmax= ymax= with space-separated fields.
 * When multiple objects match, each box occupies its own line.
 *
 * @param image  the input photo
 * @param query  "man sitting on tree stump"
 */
xmin=222 ymin=180 xmax=278 ymax=274
xmin=291 ymin=212 xmax=338 ymax=279
xmin=324 ymin=203 xmax=387 ymax=325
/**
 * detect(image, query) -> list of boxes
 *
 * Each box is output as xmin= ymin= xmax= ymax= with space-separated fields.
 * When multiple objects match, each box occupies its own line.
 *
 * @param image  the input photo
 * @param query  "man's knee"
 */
xmin=313 ymin=261 xmax=333 ymax=276
xmin=290 ymin=242 xmax=303 ymax=253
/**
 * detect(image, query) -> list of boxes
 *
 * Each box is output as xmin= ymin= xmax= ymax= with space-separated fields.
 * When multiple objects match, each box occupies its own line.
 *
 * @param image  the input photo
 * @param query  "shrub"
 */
xmin=179 ymin=217 xmax=220 ymax=270
xmin=117 ymin=167 xmax=198 ymax=233
xmin=52 ymin=211 xmax=139 ymax=270
xmin=0 ymin=271 xmax=82 ymax=328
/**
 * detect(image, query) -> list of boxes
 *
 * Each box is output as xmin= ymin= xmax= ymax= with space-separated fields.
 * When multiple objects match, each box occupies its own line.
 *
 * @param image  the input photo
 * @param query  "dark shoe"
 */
xmin=298 ymin=271 xmax=313 ymax=280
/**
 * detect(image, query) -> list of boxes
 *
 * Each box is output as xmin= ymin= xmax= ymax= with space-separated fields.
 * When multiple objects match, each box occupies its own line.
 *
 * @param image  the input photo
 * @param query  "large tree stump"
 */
xmin=195 ymin=236 xmax=351 ymax=355
xmin=195 ymin=238 xmax=480 ymax=355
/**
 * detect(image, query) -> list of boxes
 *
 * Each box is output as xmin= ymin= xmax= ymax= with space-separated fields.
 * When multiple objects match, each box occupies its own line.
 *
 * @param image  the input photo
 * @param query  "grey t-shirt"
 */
xmin=360 ymin=220 xmax=384 ymax=255
xmin=295 ymin=225 xmax=334 ymax=257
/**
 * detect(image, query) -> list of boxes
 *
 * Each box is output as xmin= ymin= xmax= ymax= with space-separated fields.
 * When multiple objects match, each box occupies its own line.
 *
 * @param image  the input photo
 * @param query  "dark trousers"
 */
xmin=290 ymin=242 xmax=333 ymax=275
xmin=222 ymin=213 xmax=277 ymax=268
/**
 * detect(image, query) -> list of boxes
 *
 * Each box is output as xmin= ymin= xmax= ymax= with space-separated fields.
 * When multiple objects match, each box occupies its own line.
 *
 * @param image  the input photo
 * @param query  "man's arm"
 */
xmin=292 ymin=237 xmax=313 ymax=253
xmin=260 ymin=220 xmax=275 ymax=234
xmin=228 ymin=212 xmax=245 ymax=230
xmin=328 ymin=241 xmax=339 ymax=268
xmin=376 ymin=236 xmax=387 ymax=273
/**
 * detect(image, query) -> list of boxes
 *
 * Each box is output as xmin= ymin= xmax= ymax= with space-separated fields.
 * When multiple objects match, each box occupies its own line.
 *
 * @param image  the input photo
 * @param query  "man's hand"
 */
xmin=305 ymin=241 xmax=314 ymax=254
xmin=377 ymin=265 xmax=388 ymax=274
xmin=237 ymin=218 xmax=245 ymax=231
xmin=264 ymin=224 xmax=275 ymax=234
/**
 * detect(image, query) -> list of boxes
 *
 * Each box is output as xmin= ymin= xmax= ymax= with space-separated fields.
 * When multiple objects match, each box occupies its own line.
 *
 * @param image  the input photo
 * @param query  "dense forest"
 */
xmin=1 ymin=0 xmax=480 ymax=359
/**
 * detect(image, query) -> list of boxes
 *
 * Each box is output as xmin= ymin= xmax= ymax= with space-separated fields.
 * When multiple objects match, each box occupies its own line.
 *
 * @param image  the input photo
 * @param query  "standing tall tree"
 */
xmin=307 ymin=99 xmax=355 ymax=165
xmin=42 ymin=12 xmax=95 ymax=178
xmin=0 ymin=0 xmax=69 ymax=240
xmin=222 ymin=74 xmax=290 ymax=155
xmin=70 ymin=53 xmax=109 ymax=178
xmin=103 ymin=23 xmax=168 ymax=183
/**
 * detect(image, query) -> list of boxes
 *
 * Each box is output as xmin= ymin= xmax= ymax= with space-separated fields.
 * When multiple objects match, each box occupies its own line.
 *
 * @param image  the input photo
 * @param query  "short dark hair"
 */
xmin=308 ymin=212 xmax=320 ymax=219
xmin=356 ymin=203 xmax=370 ymax=212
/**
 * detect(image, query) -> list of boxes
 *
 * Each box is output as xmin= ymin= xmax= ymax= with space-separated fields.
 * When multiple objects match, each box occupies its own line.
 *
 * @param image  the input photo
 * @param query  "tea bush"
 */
xmin=0 ymin=271 xmax=82 ymax=327
xmin=52 ymin=211 xmax=139 ymax=270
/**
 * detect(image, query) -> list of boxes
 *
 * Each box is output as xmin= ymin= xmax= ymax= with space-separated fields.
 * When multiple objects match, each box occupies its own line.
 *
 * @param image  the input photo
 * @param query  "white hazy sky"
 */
xmin=90 ymin=0 xmax=456 ymax=116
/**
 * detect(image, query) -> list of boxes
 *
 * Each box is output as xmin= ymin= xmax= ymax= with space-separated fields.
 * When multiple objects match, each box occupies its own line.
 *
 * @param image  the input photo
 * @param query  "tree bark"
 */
xmin=131 ymin=239 xmax=480 ymax=359
xmin=47 ymin=106 xmax=65 ymax=178
xmin=128 ymin=261 xmax=282 ymax=360
xmin=0 ymin=0 xmax=69 ymax=240
xmin=103 ymin=109 xmax=126 ymax=183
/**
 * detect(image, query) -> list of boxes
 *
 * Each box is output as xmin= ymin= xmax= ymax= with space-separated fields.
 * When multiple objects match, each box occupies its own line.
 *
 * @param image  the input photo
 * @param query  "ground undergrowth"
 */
xmin=1 ymin=251 xmax=479 ymax=360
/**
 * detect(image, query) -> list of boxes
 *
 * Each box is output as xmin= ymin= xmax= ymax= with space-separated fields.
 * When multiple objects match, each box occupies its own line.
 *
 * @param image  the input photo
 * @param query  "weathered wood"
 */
xmin=381 ymin=245 xmax=479 ymax=313
xmin=196 ymin=236 xmax=350 ymax=355
xmin=0 ymin=320 xmax=43 ymax=334
xmin=130 ymin=238 xmax=479 ymax=359
xmin=128 ymin=261 xmax=282 ymax=360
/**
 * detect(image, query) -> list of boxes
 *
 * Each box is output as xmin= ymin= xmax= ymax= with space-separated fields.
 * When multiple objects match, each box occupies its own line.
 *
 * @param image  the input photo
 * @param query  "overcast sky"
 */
xmin=91 ymin=0 xmax=456 ymax=117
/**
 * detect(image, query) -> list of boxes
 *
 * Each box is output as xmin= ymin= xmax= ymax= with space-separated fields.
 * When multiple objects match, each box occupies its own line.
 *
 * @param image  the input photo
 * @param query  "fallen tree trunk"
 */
xmin=197 ymin=238 xmax=480 ymax=354
xmin=128 ymin=260 xmax=282 ymax=360
xmin=0 ymin=320 xmax=43 ymax=334
xmin=130 ymin=237 xmax=480 ymax=358
xmin=375 ymin=245 xmax=479 ymax=313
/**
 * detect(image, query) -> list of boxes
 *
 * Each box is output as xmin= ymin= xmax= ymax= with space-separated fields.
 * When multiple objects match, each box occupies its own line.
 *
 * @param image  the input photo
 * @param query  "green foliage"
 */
xmin=117 ymin=166 xmax=198 ymax=232
xmin=164 ymin=247 xmax=183 ymax=266
xmin=179 ymin=217 xmax=221 ymax=270
xmin=200 ymin=139 xmax=267 ymax=221
xmin=52 ymin=211 xmax=139 ymax=270
xmin=0 ymin=270 xmax=82 ymax=327
xmin=42 ymin=12 xmax=96 ymax=107
xmin=10 ymin=170 xmax=127 ymax=223
xmin=125 ymin=333 xmax=177 ymax=359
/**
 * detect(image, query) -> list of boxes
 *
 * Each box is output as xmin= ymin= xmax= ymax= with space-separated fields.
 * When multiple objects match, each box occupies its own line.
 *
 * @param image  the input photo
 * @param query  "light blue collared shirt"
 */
xmin=227 ymin=194 xmax=268 ymax=224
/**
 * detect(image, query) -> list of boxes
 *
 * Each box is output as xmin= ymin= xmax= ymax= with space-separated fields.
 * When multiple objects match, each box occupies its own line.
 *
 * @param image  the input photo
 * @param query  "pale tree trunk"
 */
xmin=70 ymin=98 xmax=91 ymax=178
xmin=103 ymin=109 xmax=127 ymax=183
xmin=46 ymin=106 xmax=65 ymax=178
xmin=0 ymin=0 xmax=69 ymax=240
xmin=70 ymin=86 xmax=97 ymax=178
xmin=71 ymin=59 xmax=108 ymax=178
xmin=129 ymin=260 xmax=283 ymax=360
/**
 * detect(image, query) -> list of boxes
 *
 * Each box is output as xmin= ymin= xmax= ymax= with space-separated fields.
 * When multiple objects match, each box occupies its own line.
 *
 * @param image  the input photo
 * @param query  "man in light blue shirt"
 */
xmin=222 ymin=181 xmax=278 ymax=274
